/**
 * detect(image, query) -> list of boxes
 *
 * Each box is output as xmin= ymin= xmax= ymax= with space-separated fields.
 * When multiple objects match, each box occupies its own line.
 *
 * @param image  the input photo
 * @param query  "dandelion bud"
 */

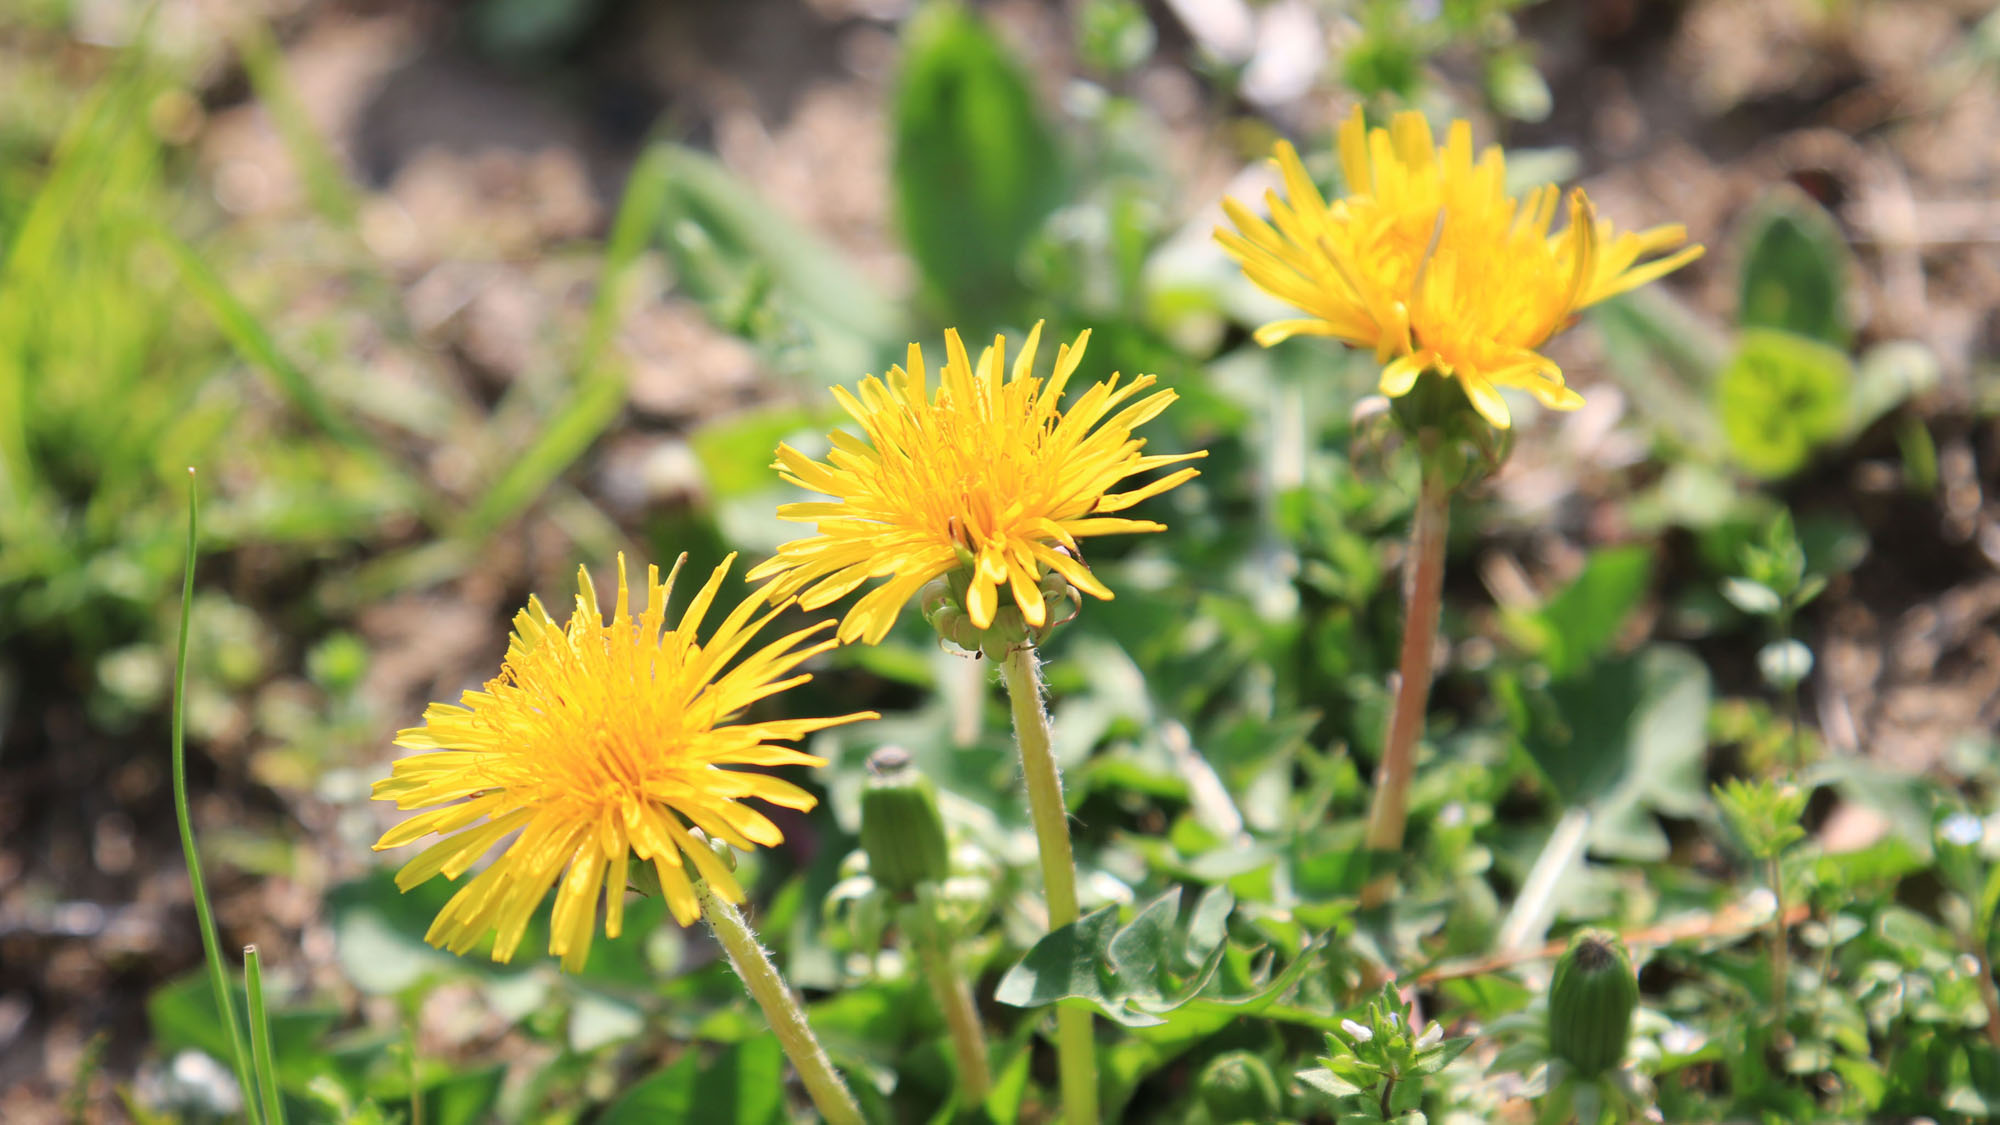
xmin=1548 ymin=929 xmax=1639 ymax=1077
xmin=859 ymin=747 xmax=951 ymax=896
xmin=1195 ymin=1050 xmax=1281 ymax=1124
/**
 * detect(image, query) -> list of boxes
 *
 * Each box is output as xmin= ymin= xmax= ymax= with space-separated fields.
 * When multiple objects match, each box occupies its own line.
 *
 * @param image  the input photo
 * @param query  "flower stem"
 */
xmin=904 ymin=892 xmax=993 ymax=1102
xmin=1361 ymin=451 xmax=1451 ymax=910
xmin=1972 ymin=941 xmax=2000 ymax=1049
xmin=1767 ymin=855 xmax=1789 ymax=1027
xmin=697 ymin=882 xmax=863 ymax=1125
xmin=1001 ymin=644 xmax=1098 ymax=1125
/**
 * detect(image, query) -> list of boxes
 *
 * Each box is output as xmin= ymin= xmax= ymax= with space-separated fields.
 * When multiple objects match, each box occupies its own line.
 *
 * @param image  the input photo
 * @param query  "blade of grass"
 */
xmin=244 ymin=945 xmax=288 ymax=1125
xmin=150 ymin=223 xmax=361 ymax=448
xmin=171 ymin=469 xmax=263 ymax=1125
xmin=232 ymin=19 xmax=359 ymax=227
xmin=151 ymin=224 xmax=444 ymax=532
xmin=457 ymin=141 xmax=677 ymax=541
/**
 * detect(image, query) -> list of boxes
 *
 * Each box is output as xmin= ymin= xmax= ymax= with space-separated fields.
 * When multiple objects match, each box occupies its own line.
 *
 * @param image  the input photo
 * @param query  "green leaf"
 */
xmin=1738 ymin=187 xmax=1850 ymax=347
xmin=147 ymin=972 xmax=339 ymax=1088
xmin=1409 ymin=1035 xmax=1476 ymax=1076
xmin=652 ymin=144 xmax=899 ymax=378
xmin=893 ymin=0 xmax=1065 ymax=324
xmin=328 ymin=870 xmax=466 ymax=995
xmin=1297 ymin=1066 xmax=1366 ymax=1097
xmin=1506 ymin=545 xmax=1653 ymax=679
xmin=1516 ymin=645 xmax=1714 ymax=860
xmin=330 ymin=867 xmax=666 ymax=997
xmin=690 ymin=406 xmax=818 ymax=499
xmin=1486 ymin=49 xmax=1552 ymax=122
xmin=1716 ymin=328 xmax=1853 ymax=479
xmin=568 ymin=990 xmax=644 ymax=1052
xmin=368 ymin=1064 xmax=507 ymax=1125
xmin=458 ymin=138 xmax=680 ymax=543
xmin=993 ymin=887 xmax=1237 ymax=1027
xmin=598 ymin=1038 xmax=789 ymax=1125
xmin=1721 ymin=577 xmax=1782 ymax=617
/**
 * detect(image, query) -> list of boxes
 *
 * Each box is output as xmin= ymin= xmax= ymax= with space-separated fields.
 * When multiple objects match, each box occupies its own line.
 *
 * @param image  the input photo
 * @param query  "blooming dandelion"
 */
xmin=747 ymin=322 xmax=1206 ymax=645
xmin=1217 ymin=107 xmax=1703 ymax=428
xmin=370 ymin=554 xmax=873 ymax=972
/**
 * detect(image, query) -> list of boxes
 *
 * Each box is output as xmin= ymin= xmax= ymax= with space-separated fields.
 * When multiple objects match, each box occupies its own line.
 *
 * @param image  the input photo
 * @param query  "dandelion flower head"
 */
xmin=747 ymin=323 xmax=1205 ymax=646
xmin=1217 ymin=107 xmax=1703 ymax=428
xmin=371 ymin=554 xmax=873 ymax=972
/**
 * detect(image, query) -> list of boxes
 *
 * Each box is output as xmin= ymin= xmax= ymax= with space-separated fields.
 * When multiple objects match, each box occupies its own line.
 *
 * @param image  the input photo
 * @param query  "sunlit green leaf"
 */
xmin=598 ymin=1038 xmax=788 ymax=1125
xmin=893 ymin=0 xmax=1065 ymax=324
xmin=1716 ymin=328 xmax=1852 ymax=479
xmin=1738 ymin=187 xmax=1850 ymax=347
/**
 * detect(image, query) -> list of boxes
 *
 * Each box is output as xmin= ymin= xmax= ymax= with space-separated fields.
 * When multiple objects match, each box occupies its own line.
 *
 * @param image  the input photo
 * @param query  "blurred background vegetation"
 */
xmin=3 ymin=0 xmax=2000 ymax=1120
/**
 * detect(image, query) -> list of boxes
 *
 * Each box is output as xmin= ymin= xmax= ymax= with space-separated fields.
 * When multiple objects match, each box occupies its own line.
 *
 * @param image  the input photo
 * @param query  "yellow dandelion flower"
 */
xmin=1217 ymin=107 xmax=1704 ymax=429
xmin=370 ymin=554 xmax=873 ymax=972
xmin=746 ymin=323 xmax=1206 ymax=646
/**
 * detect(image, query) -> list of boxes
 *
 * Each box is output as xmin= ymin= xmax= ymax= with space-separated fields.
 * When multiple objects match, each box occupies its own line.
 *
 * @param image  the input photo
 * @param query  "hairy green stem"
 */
xmin=1002 ymin=644 xmax=1098 ymax=1125
xmin=697 ymin=881 xmax=863 ymax=1125
xmin=1361 ymin=454 xmax=1451 ymax=909
xmin=905 ymin=893 xmax=993 ymax=1102
xmin=171 ymin=470 xmax=263 ymax=1125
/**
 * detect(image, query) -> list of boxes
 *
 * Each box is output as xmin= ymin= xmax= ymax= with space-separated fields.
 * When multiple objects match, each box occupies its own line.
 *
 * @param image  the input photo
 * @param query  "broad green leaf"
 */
xmin=893 ymin=1 xmax=1065 ymax=324
xmin=598 ymin=1038 xmax=788 ymax=1125
xmin=328 ymin=870 xmax=467 ymax=995
xmin=1716 ymin=328 xmax=1852 ymax=479
xmin=147 ymin=972 xmax=340 ymax=1089
xmin=690 ymin=405 xmax=820 ymax=499
xmin=1099 ymin=938 xmax=1327 ymax=1118
xmin=1738 ymin=187 xmax=1849 ymax=347
xmin=330 ymin=868 xmax=666 ymax=996
xmin=1505 ymin=545 xmax=1653 ymax=680
xmin=994 ymin=886 xmax=1237 ymax=1027
xmin=367 ymin=1064 xmax=507 ymax=1125
xmin=1515 ymin=645 xmax=1713 ymax=860
xmin=568 ymin=990 xmax=643 ymax=1052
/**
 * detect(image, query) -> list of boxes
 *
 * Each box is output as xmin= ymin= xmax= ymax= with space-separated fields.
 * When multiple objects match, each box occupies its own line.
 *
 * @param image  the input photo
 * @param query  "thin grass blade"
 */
xmin=244 ymin=945 xmax=288 ymax=1125
xmin=233 ymin=19 xmax=359 ymax=227
xmin=170 ymin=469 xmax=264 ymax=1125
xmin=457 ymin=141 xmax=677 ymax=541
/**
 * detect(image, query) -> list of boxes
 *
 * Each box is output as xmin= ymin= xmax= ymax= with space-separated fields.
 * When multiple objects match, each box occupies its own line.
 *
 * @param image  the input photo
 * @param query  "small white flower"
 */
xmin=1384 ymin=1010 xmax=1400 ymax=1028
xmin=1744 ymin=886 xmax=1779 ymax=920
xmin=1940 ymin=812 xmax=1984 ymax=848
xmin=1415 ymin=1022 xmax=1444 ymax=1049
xmin=1658 ymin=1023 xmax=1707 ymax=1056
xmin=1340 ymin=1018 xmax=1374 ymax=1043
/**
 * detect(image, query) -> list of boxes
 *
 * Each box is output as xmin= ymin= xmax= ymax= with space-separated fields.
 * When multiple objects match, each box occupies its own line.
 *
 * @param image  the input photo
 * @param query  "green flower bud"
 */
xmin=921 ymin=558 xmax=1080 ymax=658
xmin=1548 ymin=929 xmax=1639 ymax=1077
xmin=859 ymin=747 xmax=951 ymax=896
xmin=1195 ymin=1050 xmax=1281 ymax=1123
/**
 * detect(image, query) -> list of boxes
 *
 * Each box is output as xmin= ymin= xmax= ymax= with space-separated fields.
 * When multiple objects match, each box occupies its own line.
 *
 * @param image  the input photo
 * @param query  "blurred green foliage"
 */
xmin=894 ymin=1 xmax=1066 ymax=328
